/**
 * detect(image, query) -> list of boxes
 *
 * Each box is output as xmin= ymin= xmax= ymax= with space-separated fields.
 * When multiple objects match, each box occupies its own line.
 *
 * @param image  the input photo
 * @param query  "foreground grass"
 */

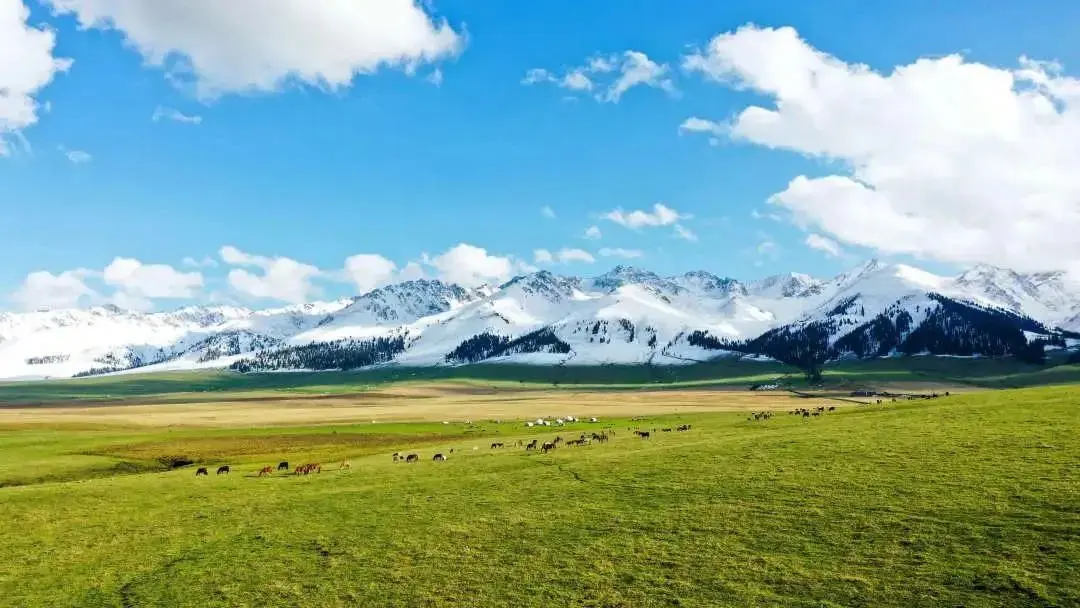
xmin=0 ymin=387 xmax=1078 ymax=606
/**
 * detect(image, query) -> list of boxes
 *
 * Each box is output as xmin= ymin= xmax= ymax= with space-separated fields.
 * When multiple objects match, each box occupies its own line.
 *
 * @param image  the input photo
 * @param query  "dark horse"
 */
xmin=216 ymin=465 xmax=230 ymax=475
xmin=406 ymin=453 xmax=419 ymax=463
xmin=195 ymin=467 xmax=208 ymax=476
xmin=277 ymin=461 xmax=289 ymax=471
xmin=433 ymin=453 xmax=446 ymax=461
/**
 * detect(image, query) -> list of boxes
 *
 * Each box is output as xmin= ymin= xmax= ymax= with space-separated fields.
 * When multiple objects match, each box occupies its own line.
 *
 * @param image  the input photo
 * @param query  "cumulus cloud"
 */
xmin=11 ymin=268 xmax=96 ymax=310
xmin=584 ymin=225 xmax=602 ymax=240
xmin=220 ymin=245 xmax=321 ymax=303
xmin=343 ymin=253 xmax=398 ymax=294
xmin=425 ymin=243 xmax=514 ymax=287
xmin=686 ymin=24 xmax=1080 ymax=274
xmin=603 ymin=203 xmax=685 ymax=229
xmin=598 ymin=248 xmax=643 ymax=259
xmin=524 ymin=50 xmax=674 ymax=103
xmin=103 ymin=257 xmax=203 ymax=302
xmin=58 ymin=145 xmax=91 ymax=164
xmin=0 ymin=0 xmax=71 ymax=154
xmin=805 ymin=233 xmax=844 ymax=258
xmin=679 ymin=117 xmax=725 ymax=145
xmin=152 ymin=105 xmax=202 ymax=124
xmin=47 ymin=0 xmax=463 ymax=98
xmin=555 ymin=248 xmax=595 ymax=264
xmin=541 ymin=205 xmax=556 ymax=219
xmin=426 ymin=67 xmax=443 ymax=87
xmin=533 ymin=249 xmax=554 ymax=264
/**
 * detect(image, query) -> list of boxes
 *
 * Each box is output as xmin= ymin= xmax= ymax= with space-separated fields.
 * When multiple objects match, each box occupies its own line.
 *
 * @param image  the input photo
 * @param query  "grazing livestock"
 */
xmin=490 ymin=442 xmax=504 ymax=449
xmin=195 ymin=467 xmax=208 ymax=476
xmin=216 ymin=465 xmax=230 ymax=475
xmin=662 ymin=428 xmax=672 ymax=432
xmin=340 ymin=460 xmax=351 ymax=470
xmin=540 ymin=442 xmax=556 ymax=454
xmin=828 ymin=406 xmax=836 ymax=412
xmin=676 ymin=424 xmax=691 ymax=432
xmin=277 ymin=461 xmax=289 ymax=471
xmin=433 ymin=454 xmax=446 ymax=462
xmin=258 ymin=466 xmax=273 ymax=477
xmin=639 ymin=431 xmax=650 ymax=439
xmin=525 ymin=440 xmax=538 ymax=451
xmin=406 ymin=453 xmax=419 ymax=463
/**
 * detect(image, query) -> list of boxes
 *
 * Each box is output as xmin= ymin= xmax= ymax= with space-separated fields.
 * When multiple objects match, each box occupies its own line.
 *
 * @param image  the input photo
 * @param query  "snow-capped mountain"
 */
xmin=2 ymin=261 xmax=1078 ymax=380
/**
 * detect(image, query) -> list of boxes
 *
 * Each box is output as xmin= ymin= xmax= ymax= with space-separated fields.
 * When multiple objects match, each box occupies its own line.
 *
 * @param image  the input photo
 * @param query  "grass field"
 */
xmin=0 ymin=382 xmax=1077 ymax=607
xmin=3 ymin=356 xmax=1080 ymax=409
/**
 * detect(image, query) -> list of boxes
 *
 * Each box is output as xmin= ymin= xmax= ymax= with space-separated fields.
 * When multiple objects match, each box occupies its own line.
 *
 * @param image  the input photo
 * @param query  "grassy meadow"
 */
xmin=0 ymin=380 xmax=1077 ymax=607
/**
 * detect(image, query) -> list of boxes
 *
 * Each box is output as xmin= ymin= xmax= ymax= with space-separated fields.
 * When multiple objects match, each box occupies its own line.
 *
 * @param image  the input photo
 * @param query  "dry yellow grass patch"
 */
xmin=0 ymin=387 xmax=823 ymax=428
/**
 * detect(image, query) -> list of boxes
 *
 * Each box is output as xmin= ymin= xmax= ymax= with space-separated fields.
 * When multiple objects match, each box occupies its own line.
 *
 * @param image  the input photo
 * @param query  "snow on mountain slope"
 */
xmin=1 ymin=261 xmax=1078 ymax=379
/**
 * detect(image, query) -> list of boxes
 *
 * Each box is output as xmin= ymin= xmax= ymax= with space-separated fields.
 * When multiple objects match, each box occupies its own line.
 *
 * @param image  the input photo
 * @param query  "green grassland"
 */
xmin=3 ymin=356 xmax=1080 ymax=405
xmin=0 ymin=386 xmax=1077 ymax=606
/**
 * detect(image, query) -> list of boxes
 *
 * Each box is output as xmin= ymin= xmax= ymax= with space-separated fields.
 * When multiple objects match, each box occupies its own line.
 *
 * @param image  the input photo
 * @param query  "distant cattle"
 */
xmin=406 ymin=453 xmax=419 ymax=463
xmin=216 ymin=465 xmax=230 ymax=475
xmin=638 ymin=431 xmax=650 ymax=439
xmin=277 ymin=461 xmax=289 ymax=471
xmin=491 ymin=442 xmax=504 ymax=449
xmin=433 ymin=453 xmax=446 ymax=462
xmin=258 ymin=466 xmax=273 ymax=476
xmin=195 ymin=467 xmax=208 ymax=476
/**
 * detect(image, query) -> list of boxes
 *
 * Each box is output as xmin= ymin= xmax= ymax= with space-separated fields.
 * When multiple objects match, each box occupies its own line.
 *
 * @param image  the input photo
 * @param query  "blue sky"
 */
xmin=3 ymin=0 xmax=1080 ymax=310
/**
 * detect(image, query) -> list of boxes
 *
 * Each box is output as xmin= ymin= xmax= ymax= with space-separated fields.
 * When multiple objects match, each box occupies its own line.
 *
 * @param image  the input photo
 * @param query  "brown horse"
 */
xmin=541 ymin=442 xmax=556 ymax=454
xmin=258 ymin=466 xmax=273 ymax=477
xmin=216 ymin=465 xmax=230 ymax=475
xmin=340 ymin=460 xmax=351 ymax=470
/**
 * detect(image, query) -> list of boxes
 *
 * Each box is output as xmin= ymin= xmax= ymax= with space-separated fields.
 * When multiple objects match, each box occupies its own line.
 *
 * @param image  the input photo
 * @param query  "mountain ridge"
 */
xmin=3 ymin=261 xmax=1079 ymax=380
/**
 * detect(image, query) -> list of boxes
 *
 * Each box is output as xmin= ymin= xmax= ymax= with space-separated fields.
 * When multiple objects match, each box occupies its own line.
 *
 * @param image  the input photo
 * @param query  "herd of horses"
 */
xmin=196 ymin=460 xmax=349 ymax=477
xmin=191 ymin=420 xmax=702 ymax=478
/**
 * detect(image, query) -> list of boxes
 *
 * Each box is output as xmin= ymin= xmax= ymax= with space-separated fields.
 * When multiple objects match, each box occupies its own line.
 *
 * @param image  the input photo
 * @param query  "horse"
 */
xmin=216 ymin=465 xmax=230 ymax=475
xmin=406 ymin=453 xmax=419 ymax=463
xmin=258 ymin=466 xmax=273 ymax=477
xmin=195 ymin=467 xmax=208 ymax=476
xmin=277 ymin=461 xmax=289 ymax=471
xmin=340 ymin=460 xmax=351 ymax=470
xmin=525 ymin=440 xmax=538 ymax=451
xmin=541 ymin=442 xmax=556 ymax=454
xmin=393 ymin=452 xmax=400 ymax=462
xmin=433 ymin=453 xmax=446 ymax=461
xmin=639 ymin=432 xmax=650 ymax=439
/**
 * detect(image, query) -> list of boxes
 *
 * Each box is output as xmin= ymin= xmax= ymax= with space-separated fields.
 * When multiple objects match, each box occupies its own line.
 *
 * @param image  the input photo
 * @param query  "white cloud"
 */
xmin=58 ymin=145 xmax=91 ymax=164
xmin=533 ymin=249 xmax=554 ymax=264
xmin=102 ymin=257 xmax=203 ymax=301
xmin=673 ymin=224 xmax=698 ymax=242
xmin=524 ymin=50 xmax=674 ymax=103
xmin=603 ymin=203 xmax=686 ymax=229
xmin=541 ymin=205 xmax=556 ymax=219
xmin=757 ymin=239 xmax=779 ymax=257
xmin=426 ymin=243 xmax=514 ymax=287
xmin=11 ymin=268 xmax=96 ymax=310
xmin=805 ymin=233 xmax=844 ymax=258
xmin=556 ymin=248 xmax=595 ymax=264
xmin=398 ymin=261 xmax=426 ymax=282
xmin=220 ymin=245 xmax=321 ymax=303
xmin=601 ymin=51 xmax=675 ymax=103
xmin=686 ymin=24 xmax=1080 ymax=274
xmin=598 ymin=248 xmax=643 ymax=259
xmin=0 ymin=0 xmax=71 ymax=154
xmin=343 ymin=253 xmax=397 ymax=293
xmin=678 ymin=116 xmax=725 ymax=138
xmin=426 ymin=67 xmax=443 ymax=87
xmin=182 ymin=255 xmax=218 ymax=268
xmin=152 ymin=105 xmax=202 ymax=124
xmin=47 ymin=0 xmax=463 ymax=98
xmin=584 ymin=225 xmax=602 ymax=240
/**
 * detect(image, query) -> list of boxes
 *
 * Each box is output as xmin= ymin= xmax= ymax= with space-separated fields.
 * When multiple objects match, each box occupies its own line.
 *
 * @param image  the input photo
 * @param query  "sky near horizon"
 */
xmin=3 ymin=0 xmax=1080 ymax=311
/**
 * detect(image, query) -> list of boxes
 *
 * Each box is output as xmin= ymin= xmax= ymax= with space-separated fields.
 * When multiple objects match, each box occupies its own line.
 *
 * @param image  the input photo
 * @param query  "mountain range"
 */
xmin=2 ymin=260 xmax=1079 ymax=380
